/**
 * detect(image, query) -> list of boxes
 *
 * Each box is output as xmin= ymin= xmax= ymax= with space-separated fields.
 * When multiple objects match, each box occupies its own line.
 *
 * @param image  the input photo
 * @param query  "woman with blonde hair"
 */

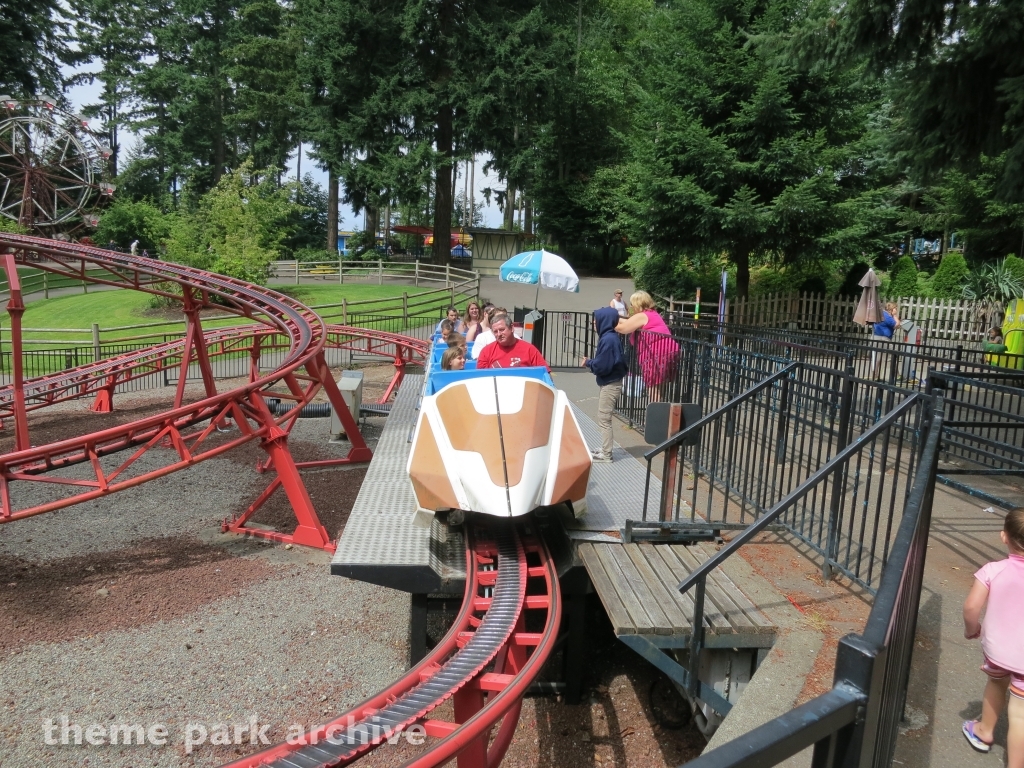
xmin=458 ymin=301 xmax=484 ymax=341
xmin=614 ymin=290 xmax=680 ymax=402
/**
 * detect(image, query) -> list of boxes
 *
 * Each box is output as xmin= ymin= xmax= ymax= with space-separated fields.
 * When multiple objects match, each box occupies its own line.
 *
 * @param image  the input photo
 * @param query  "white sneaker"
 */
xmin=591 ymin=453 xmax=612 ymax=463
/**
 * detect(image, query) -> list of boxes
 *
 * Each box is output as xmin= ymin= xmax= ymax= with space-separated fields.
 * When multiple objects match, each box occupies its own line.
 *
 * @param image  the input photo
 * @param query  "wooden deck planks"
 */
xmin=580 ymin=544 xmax=637 ymax=635
xmin=579 ymin=541 xmax=776 ymax=640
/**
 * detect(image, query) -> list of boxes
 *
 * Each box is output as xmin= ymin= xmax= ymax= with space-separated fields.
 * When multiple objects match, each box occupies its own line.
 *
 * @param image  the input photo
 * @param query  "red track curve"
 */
xmin=0 ymin=234 xmax=563 ymax=767
xmin=0 ymin=233 xmax=426 ymax=548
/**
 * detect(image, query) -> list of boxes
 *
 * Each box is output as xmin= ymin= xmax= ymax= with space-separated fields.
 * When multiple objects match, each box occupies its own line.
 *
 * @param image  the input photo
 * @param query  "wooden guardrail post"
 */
xmin=92 ymin=323 xmax=101 ymax=362
xmin=378 ymin=259 xmax=383 ymax=286
xmin=403 ymin=292 xmax=408 ymax=328
xmin=338 ymin=256 xmax=343 ymax=283
xmin=342 ymin=298 xmax=347 ymax=325
xmin=43 ymin=272 xmax=48 ymax=300
xmin=294 ymin=260 xmax=300 ymax=285
xmin=414 ymin=260 xmax=419 ymax=287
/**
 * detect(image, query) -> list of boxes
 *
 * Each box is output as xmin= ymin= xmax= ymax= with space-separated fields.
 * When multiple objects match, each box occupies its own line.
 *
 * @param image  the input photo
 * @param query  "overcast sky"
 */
xmin=65 ymin=73 xmax=506 ymax=231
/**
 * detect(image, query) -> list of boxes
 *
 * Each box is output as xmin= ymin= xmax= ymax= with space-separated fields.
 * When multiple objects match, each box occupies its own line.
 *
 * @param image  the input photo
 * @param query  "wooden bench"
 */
xmin=578 ymin=541 xmax=776 ymax=649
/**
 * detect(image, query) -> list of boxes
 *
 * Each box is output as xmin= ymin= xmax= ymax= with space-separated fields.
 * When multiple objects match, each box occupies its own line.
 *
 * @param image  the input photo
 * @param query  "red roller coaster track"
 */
xmin=0 ymin=234 xmax=563 ymax=768
xmin=0 ymin=233 xmax=428 ymax=549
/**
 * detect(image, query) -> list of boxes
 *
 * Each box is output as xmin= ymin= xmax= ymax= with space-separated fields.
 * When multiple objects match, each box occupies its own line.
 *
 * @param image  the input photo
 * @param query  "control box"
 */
xmin=330 ymin=369 xmax=364 ymax=438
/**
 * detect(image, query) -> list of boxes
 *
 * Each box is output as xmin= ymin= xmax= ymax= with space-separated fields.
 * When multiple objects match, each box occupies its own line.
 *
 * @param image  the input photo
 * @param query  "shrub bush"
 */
xmin=931 ymin=252 xmax=971 ymax=298
xmin=1003 ymin=254 xmax=1024 ymax=286
xmin=887 ymin=256 xmax=919 ymax=298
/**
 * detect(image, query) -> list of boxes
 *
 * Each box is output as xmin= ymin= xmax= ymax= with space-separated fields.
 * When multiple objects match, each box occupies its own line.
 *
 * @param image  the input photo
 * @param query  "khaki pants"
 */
xmin=596 ymin=380 xmax=622 ymax=458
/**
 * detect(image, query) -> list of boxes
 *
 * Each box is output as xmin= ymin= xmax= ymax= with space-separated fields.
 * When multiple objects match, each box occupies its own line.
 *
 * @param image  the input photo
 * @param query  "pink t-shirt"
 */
xmin=975 ymin=553 xmax=1024 ymax=673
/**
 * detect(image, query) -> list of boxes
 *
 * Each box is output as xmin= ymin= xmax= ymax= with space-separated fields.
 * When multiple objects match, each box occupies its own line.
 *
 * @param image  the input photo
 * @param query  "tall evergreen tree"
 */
xmin=70 ymin=0 xmax=150 ymax=175
xmin=0 ymin=3 xmax=69 ymax=97
xmin=840 ymin=0 xmax=1024 ymax=201
xmin=602 ymin=0 xmax=888 ymax=296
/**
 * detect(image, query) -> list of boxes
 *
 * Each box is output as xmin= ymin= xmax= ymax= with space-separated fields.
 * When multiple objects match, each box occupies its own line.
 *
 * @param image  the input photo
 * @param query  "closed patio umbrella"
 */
xmin=853 ymin=268 xmax=883 ymax=326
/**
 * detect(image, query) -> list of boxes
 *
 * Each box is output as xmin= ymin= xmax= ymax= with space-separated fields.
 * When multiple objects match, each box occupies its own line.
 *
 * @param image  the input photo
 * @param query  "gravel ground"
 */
xmin=0 ymin=366 xmax=706 ymax=768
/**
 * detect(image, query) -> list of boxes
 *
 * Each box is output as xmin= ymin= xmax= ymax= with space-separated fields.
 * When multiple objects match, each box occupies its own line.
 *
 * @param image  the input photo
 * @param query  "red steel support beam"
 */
xmin=2 ymin=253 xmax=30 ymax=451
xmin=184 ymin=291 xmax=218 ymax=399
xmin=222 ymin=391 xmax=333 ymax=551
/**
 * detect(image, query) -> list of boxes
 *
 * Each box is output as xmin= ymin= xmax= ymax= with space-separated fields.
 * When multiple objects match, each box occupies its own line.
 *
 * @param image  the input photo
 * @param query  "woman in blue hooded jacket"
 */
xmin=581 ymin=306 xmax=630 ymax=462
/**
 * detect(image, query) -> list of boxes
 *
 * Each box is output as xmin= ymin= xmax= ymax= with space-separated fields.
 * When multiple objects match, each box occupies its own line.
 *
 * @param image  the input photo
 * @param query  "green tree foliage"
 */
xmin=1004 ymin=255 xmax=1024 ymax=286
xmin=840 ymin=0 xmax=1024 ymax=201
xmin=528 ymin=0 xmax=639 ymax=273
xmin=0 ymin=3 xmax=69 ymax=96
xmin=887 ymin=255 xmax=918 ymax=297
xmin=930 ymin=253 xmax=970 ymax=299
xmin=94 ymin=198 xmax=170 ymax=252
xmin=606 ymin=0 xmax=891 ymax=297
xmin=286 ymin=174 xmax=329 ymax=253
xmin=68 ymin=0 xmax=150 ymax=175
xmin=164 ymin=161 xmax=300 ymax=282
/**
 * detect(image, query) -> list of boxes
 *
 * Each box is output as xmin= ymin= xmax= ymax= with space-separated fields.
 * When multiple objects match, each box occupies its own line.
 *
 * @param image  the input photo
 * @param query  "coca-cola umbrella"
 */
xmin=853 ymin=268 xmax=883 ymax=326
xmin=499 ymin=249 xmax=579 ymax=308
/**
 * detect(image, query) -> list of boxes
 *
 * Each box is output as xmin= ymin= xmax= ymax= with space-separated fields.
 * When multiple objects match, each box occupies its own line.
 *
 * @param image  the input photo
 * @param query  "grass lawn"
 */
xmin=0 ymin=283 xmax=467 ymax=344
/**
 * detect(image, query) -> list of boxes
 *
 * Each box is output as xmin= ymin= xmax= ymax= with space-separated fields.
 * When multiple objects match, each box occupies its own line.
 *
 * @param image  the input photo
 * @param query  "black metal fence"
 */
xmin=539 ymin=308 xmax=1020 ymax=506
xmin=680 ymin=404 xmax=941 ymax=768
xmin=635 ymin=361 xmax=921 ymax=594
xmin=670 ymin=318 xmax=1024 ymax=390
xmin=533 ymin=309 xmax=596 ymax=368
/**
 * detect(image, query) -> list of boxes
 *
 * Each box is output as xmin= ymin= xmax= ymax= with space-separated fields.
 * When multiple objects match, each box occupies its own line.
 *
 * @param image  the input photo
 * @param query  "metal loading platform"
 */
xmin=331 ymin=374 xmax=778 ymax=711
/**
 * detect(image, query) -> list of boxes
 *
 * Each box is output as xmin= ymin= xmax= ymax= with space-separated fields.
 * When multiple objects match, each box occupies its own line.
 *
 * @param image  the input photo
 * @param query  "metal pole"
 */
xmin=688 ymin=577 xmax=706 ymax=698
xmin=824 ymin=363 xmax=856 ymax=580
xmin=3 ymin=254 xmax=30 ymax=450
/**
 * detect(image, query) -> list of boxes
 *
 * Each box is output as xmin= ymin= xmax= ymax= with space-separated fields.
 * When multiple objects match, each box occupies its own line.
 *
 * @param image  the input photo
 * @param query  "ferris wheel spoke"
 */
xmin=35 ymin=174 xmax=87 ymax=209
xmin=58 ymin=134 xmax=73 ymax=165
xmin=0 ymin=99 xmax=110 ymax=229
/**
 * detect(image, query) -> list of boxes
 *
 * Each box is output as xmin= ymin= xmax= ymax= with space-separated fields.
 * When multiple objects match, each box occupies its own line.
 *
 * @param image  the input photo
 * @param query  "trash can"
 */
xmin=513 ymin=306 xmax=545 ymax=354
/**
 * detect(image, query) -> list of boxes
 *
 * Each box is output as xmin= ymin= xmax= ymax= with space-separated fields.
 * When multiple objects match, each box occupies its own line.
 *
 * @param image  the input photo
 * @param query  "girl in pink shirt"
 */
xmin=962 ymin=507 xmax=1024 ymax=765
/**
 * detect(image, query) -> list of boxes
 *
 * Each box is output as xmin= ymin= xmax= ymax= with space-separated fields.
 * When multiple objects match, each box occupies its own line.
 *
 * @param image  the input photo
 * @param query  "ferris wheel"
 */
xmin=0 ymin=96 xmax=113 ymax=232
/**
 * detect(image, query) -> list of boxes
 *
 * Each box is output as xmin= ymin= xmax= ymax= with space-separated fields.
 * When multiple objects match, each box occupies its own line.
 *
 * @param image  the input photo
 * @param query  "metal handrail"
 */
xmin=862 ymin=407 xmax=940 ymax=646
xmin=643 ymin=363 xmax=799 ymax=461
xmin=681 ymin=405 xmax=942 ymax=768
xmin=677 ymin=392 xmax=923 ymax=594
xmin=680 ymin=684 xmax=865 ymax=768
xmin=640 ymin=363 xmax=799 ymax=521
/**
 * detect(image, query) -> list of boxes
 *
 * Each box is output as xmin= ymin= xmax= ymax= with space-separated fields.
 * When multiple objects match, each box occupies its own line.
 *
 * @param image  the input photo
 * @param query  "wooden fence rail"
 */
xmin=656 ymin=291 xmax=1005 ymax=345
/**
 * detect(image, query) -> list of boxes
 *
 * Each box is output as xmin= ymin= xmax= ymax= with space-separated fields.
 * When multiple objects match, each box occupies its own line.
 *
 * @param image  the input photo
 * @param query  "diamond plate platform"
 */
xmin=331 ymin=375 xmax=465 ymax=593
xmin=331 ymin=375 xmax=661 ymax=591
xmin=567 ymin=401 xmax=661 ymax=537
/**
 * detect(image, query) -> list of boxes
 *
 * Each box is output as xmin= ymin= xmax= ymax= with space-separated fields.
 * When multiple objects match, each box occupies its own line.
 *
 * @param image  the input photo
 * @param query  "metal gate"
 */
xmin=530 ymin=310 xmax=596 ymax=369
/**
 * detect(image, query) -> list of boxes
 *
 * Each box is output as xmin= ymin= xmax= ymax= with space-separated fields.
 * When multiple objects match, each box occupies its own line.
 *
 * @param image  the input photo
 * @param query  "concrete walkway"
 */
xmin=894 ymin=490 xmax=1011 ymax=768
